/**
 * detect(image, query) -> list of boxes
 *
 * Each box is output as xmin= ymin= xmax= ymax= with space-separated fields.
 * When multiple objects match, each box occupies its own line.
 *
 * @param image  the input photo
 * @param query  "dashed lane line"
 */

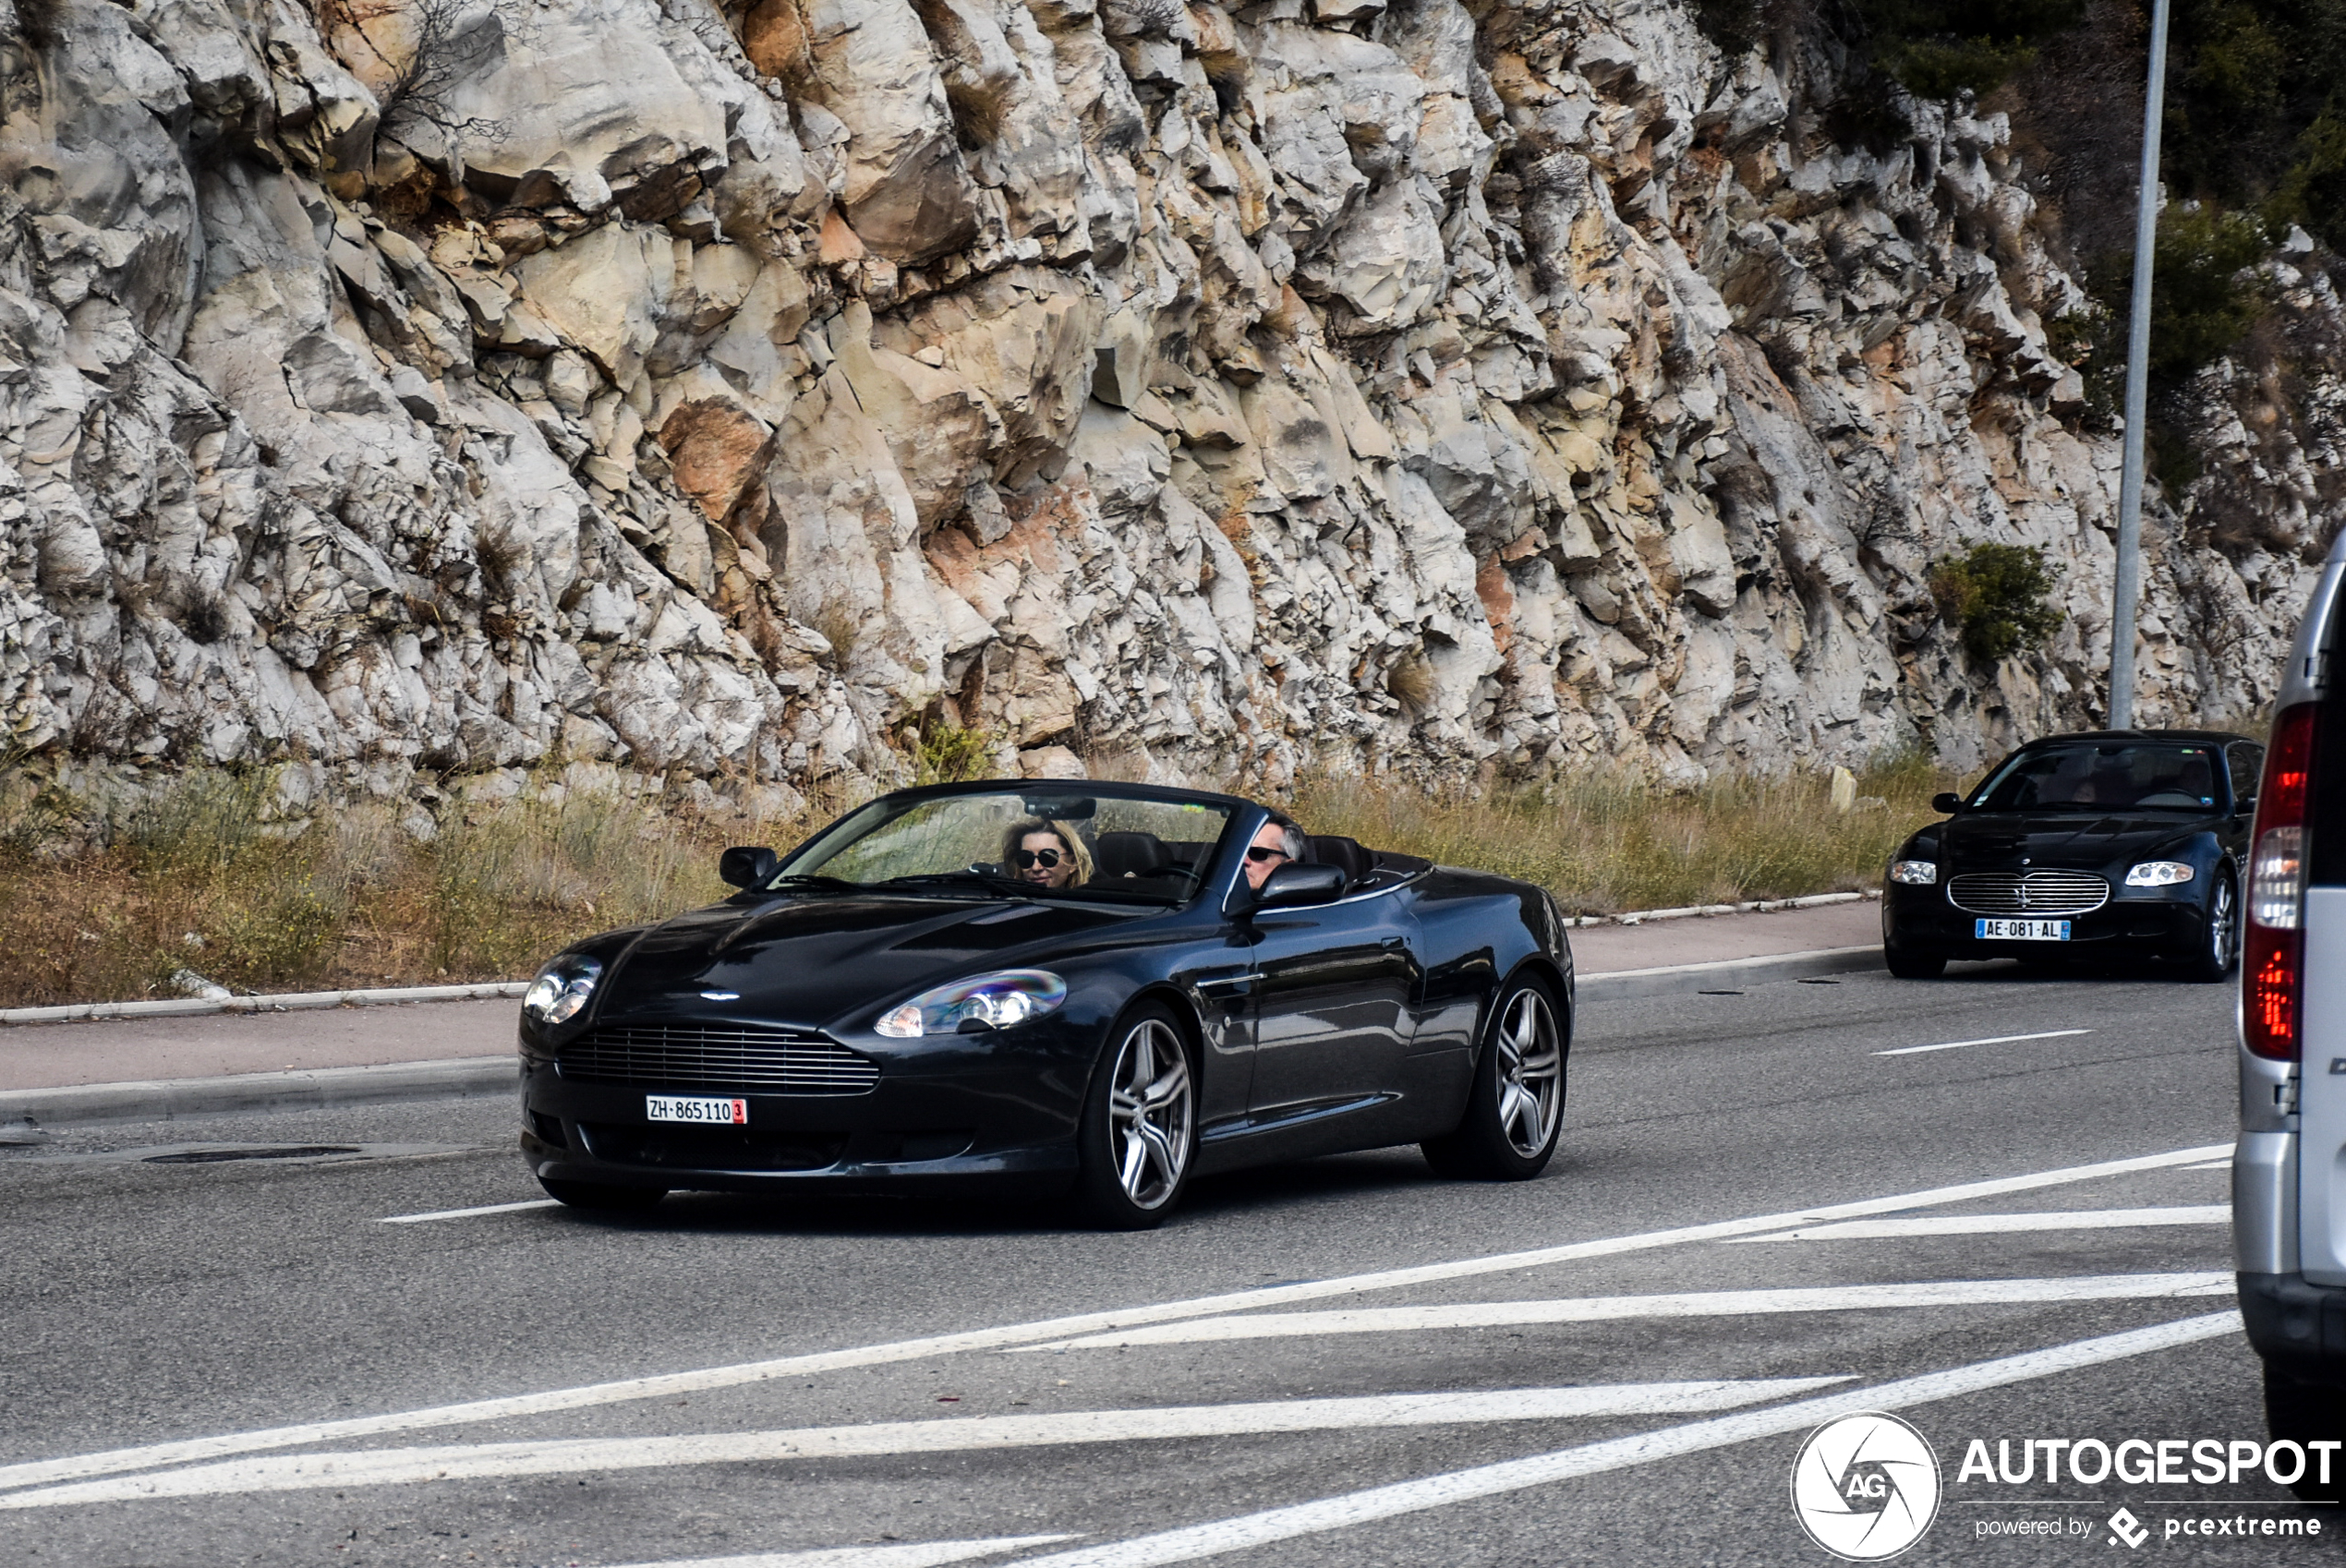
xmin=1874 ymin=1029 xmax=2093 ymax=1057
xmin=1721 ymin=1206 xmax=2231 ymax=1243
xmin=1013 ymin=1272 xmax=2233 ymax=1351
xmin=379 ymin=1199 xmax=562 ymax=1224
xmin=1003 ymin=1312 xmax=2245 ymax=1568
xmin=0 ymin=1382 xmax=1853 ymax=1507
xmin=0 ymin=1140 xmax=2226 ymax=1496
xmin=605 ymin=1538 xmax=1078 ymax=1568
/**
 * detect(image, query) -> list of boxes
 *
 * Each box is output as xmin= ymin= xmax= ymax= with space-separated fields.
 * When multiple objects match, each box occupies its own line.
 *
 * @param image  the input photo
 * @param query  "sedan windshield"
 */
xmin=772 ymin=787 xmax=1240 ymax=904
xmin=1968 ymin=743 xmax=2225 ymax=813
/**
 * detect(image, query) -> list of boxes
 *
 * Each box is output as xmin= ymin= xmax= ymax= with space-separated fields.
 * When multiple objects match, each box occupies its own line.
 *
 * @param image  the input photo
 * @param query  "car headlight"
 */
xmin=877 ymin=970 xmax=1067 ymax=1038
xmin=523 ymin=954 xmax=603 ymax=1025
xmin=2124 ymin=861 xmax=2196 ymax=887
xmin=1889 ymin=860 xmax=1938 ymax=886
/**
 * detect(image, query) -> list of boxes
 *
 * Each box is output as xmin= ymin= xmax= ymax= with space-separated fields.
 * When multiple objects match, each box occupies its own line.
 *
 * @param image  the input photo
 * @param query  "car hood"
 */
xmin=592 ymin=894 xmax=1135 ymax=1031
xmin=1939 ymin=812 xmax=2206 ymax=872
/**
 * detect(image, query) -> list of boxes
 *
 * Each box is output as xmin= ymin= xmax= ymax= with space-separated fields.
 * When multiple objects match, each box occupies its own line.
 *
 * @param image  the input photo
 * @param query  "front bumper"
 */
xmin=517 ymin=1032 xmax=1092 ymax=1196
xmin=1883 ymin=883 xmax=2210 ymax=958
xmin=2240 ymin=1272 xmax=2346 ymax=1387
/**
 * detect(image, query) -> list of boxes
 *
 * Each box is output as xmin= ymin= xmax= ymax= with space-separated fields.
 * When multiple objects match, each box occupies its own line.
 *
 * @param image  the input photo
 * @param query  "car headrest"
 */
xmin=1095 ymin=831 xmax=1171 ymax=879
xmin=1307 ymin=835 xmax=1373 ymax=886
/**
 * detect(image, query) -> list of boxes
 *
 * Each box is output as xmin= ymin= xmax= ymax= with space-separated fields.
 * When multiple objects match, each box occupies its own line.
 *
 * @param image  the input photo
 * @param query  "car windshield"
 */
xmin=1968 ymin=743 xmax=2224 ymax=813
xmin=771 ymin=787 xmax=1240 ymax=905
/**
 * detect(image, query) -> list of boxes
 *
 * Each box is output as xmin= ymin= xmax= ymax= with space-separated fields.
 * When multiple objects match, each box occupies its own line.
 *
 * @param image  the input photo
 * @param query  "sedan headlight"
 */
xmin=877 ymin=970 xmax=1066 ymax=1038
xmin=1889 ymin=860 xmax=1938 ymax=886
xmin=523 ymin=954 xmax=603 ymax=1025
xmin=2123 ymin=861 xmax=2196 ymax=887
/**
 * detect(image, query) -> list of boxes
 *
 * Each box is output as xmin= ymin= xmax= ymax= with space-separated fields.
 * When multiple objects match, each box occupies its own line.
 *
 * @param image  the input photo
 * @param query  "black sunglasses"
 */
xmin=1246 ymin=846 xmax=1290 ymax=863
xmin=1013 ymin=849 xmax=1063 ymax=869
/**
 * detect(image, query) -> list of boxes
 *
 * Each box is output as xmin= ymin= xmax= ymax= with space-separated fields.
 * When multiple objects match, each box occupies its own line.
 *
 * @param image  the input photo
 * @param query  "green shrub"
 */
xmin=2149 ymin=205 xmax=2274 ymax=382
xmin=1855 ymin=0 xmax=2089 ymax=98
xmin=1929 ymin=543 xmax=2065 ymax=662
xmin=909 ymin=721 xmax=998 ymax=785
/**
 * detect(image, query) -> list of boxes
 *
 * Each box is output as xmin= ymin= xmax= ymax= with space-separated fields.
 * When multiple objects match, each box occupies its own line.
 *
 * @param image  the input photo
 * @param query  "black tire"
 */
xmin=1075 ymin=1001 xmax=1198 ymax=1230
xmin=2264 ymin=1363 xmax=2346 ymax=1503
xmin=1883 ymin=939 xmax=1946 ymax=979
xmin=2181 ymin=870 xmax=2240 ymax=983
xmin=538 ymin=1176 xmax=668 ymax=1211
xmin=1422 ymin=973 xmax=1566 ymax=1182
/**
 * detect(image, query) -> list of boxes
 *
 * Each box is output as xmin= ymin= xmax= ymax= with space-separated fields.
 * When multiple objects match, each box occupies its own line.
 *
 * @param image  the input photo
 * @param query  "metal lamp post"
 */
xmin=2110 ymin=0 xmax=2172 ymax=731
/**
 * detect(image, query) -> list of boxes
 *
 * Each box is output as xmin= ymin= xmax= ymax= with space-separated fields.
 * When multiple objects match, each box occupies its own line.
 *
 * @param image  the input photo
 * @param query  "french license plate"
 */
xmin=646 ymin=1094 xmax=747 ymax=1125
xmin=1976 ymin=918 xmax=2072 ymax=942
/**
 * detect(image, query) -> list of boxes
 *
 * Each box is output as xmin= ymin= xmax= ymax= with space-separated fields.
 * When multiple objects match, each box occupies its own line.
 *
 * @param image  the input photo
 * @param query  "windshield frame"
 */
xmin=1965 ymin=742 xmax=2233 ymax=815
xmin=766 ymin=780 xmax=1256 ymax=909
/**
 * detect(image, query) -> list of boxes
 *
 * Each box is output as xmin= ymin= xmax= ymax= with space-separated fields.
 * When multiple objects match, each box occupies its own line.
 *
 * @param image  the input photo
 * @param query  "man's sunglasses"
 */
xmin=1013 ymin=849 xmax=1064 ymax=869
xmin=1245 ymin=846 xmax=1290 ymax=863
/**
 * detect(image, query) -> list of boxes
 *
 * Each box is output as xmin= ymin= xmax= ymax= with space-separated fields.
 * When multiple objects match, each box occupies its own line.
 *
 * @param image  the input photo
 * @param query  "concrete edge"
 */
xmin=1 ymin=982 xmax=531 ymax=1028
xmin=1578 ymin=945 xmax=1886 ymax=1003
xmin=0 ymin=1056 xmax=519 ymax=1130
xmin=6 ymin=946 xmax=1890 ymax=1129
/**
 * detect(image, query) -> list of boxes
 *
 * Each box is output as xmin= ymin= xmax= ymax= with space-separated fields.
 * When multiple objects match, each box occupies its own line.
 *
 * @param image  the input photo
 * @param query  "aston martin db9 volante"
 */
xmin=1880 ymin=729 xmax=2260 ymax=981
xmin=517 ymin=780 xmax=1575 ymax=1226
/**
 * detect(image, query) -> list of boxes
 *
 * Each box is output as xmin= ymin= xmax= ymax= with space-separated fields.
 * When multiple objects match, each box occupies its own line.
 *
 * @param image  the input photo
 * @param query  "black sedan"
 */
xmin=1880 ymin=729 xmax=2261 ymax=981
xmin=517 ymin=779 xmax=1575 ymax=1226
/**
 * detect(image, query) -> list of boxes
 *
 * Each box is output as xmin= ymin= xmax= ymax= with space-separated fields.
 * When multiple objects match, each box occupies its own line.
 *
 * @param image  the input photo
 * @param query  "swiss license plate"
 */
xmin=647 ymin=1094 xmax=747 ymax=1125
xmin=1976 ymin=918 xmax=2072 ymax=942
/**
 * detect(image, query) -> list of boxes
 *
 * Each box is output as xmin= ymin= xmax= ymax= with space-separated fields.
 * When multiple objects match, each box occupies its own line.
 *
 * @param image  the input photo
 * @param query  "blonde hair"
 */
xmin=1003 ymin=818 xmax=1093 ymax=885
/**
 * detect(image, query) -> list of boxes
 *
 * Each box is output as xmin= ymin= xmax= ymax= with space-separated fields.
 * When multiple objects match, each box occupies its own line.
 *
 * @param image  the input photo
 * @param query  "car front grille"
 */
xmin=1947 ymin=870 xmax=2110 ymax=917
xmin=557 ymin=1024 xmax=879 ymax=1094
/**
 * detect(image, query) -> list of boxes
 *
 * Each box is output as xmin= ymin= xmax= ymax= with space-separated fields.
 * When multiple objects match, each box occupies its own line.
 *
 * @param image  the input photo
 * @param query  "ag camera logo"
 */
xmin=1792 ymin=1412 xmax=1942 ymax=1560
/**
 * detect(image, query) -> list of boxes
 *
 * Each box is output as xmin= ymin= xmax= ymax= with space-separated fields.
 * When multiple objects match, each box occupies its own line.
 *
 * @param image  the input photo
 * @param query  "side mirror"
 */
xmin=719 ymin=846 xmax=779 ymax=888
xmin=1253 ymin=862 xmax=1347 ymax=910
xmin=1931 ymin=792 xmax=1965 ymax=815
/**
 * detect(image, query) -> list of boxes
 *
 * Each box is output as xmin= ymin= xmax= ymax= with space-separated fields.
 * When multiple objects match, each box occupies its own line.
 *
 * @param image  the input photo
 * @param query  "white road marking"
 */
xmin=1004 ymin=1312 xmax=2244 ymax=1568
xmin=379 ymin=1199 xmax=562 ymax=1224
xmin=2180 ymin=1159 xmax=2233 ymax=1171
xmin=534 ymin=1536 xmax=1076 ymax=1568
xmin=1722 ymin=1206 xmax=2231 ymax=1243
xmin=1873 ymin=1029 xmax=2093 ymax=1056
xmin=0 ymin=1140 xmax=2226 ymax=1496
xmin=1015 ymin=1272 xmax=2233 ymax=1350
xmin=527 ymin=1538 xmax=1074 ymax=1556
xmin=0 ymin=1382 xmax=1851 ymax=1508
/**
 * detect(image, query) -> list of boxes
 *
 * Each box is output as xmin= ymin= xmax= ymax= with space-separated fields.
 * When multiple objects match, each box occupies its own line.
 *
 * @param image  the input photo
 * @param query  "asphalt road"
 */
xmin=0 ymin=964 xmax=2328 ymax=1568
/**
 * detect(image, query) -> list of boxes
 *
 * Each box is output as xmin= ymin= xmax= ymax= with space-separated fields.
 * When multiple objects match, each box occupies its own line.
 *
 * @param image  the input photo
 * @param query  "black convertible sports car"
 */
xmin=1880 ymin=729 xmax=2261 ymax=981
xmin=517 ymin=779 xmax=1575 ymax=1226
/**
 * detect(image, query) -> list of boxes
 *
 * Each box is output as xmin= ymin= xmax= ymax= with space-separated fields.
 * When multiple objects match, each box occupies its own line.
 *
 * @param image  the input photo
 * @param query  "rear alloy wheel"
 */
xmin=2182 ymin=871 xmax=2239 ymax=983
xmin=538 ymin=1176 xmax=668 ymax=1211
xmin=1077 ymin=1003 xmax=1197 ymax=1229
xmin=1882 ymin=938 xmax=1946 ymax=979
xmin=1423 ymin=975 xmax=1565 ymax=1181
xmin=2265 ymin=1364 xmax=2346 ymax=1503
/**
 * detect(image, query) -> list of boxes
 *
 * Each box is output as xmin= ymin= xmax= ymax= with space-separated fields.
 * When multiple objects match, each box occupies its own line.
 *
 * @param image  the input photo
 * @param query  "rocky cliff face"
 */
xmin=1 ymin=0 xmax=2336 ymax=802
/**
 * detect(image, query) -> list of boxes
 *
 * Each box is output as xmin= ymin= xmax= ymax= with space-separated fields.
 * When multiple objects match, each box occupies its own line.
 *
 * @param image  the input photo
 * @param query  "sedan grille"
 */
xmin=1947 ymin=870 xmax=2110 ymax=917
xmin=557 ymin=1024 xmax=878 ymax=1094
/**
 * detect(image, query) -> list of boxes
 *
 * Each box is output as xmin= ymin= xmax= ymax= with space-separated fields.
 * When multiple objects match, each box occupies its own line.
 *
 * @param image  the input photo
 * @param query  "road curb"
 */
xmin=0 ymin=982 xmax=530 ymax=1028
xmin=0 ymin=1056 xmax=519 ymax=1130
xmin=1578 ymin=945 xmax=1885 ymax=1003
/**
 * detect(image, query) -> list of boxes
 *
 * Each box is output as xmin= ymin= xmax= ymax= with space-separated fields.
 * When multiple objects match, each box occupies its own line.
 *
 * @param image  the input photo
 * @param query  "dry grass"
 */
xmin=1282 ymin=754 xmax=1953 ymax=916
xmin=0 ymin=754 xmax=1954 ymax=1008
xmin=0 ymin=769 xmax=814 ymax=1009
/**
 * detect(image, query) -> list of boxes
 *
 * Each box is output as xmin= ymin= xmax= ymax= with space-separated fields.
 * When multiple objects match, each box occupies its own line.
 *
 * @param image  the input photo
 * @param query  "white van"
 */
xmin=2236 ymin=537 xmax=2346 ymax=1502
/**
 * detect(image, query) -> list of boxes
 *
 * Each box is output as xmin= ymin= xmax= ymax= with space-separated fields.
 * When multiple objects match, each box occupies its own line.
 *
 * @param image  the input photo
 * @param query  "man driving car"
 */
xmin=1243 ymin=814 xmax=1308 ymax=891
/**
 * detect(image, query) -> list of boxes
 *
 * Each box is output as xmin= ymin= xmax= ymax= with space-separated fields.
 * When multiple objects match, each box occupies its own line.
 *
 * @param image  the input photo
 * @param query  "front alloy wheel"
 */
xmin=2183 ymin=872 xmax=2239 ymax=983
xmin=1077 ymin=1004 xmax=1196 ymax=1228
xmin=1423 ymin=975 xmax=1566 ymax=1181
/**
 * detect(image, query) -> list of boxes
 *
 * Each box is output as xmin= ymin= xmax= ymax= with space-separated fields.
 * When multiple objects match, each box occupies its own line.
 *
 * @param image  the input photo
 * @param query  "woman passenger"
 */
xmin=1002 ymin=818 xmax=1094 ymax=891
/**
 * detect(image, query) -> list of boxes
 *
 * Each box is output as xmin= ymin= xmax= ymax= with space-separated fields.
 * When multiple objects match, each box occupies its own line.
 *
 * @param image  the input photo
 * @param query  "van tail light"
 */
xmin=2243 ymin=703 xmax=2317 ymax=1061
